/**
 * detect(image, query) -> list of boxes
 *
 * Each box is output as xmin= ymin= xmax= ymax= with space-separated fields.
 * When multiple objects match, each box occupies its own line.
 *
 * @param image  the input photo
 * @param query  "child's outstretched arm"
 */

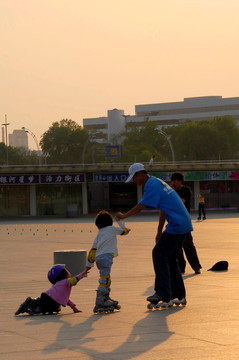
xmin=68 ymin=269 xmax=90 ymax=286
xmin=67 ymin=269 xmax=90 ymax=313
xmin=81 ymin=268 xmax=90 ymax=276
xmin=67 ymin=299 xmax=82 ymax=313
xmin=86 ymin=248 xmax=96 ymax=268
xmin=116 ymin=220 xmax=131 ymax=235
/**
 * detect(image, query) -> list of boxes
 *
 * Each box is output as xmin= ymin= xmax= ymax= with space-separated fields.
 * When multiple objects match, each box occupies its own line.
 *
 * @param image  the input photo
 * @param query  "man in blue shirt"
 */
xmin=116 ymin=163 xmax=193 ymax=307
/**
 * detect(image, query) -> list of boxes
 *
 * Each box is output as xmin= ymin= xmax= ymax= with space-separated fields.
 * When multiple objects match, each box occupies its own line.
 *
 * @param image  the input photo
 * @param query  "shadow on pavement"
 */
xmin=36 ymin=307 xmax=184 ymax=359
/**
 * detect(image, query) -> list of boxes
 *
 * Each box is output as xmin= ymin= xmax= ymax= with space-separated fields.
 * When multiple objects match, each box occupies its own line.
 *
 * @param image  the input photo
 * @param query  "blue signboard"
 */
xmin=105 ymin=145 xmax=122 ymax=158
xmin=94 ymin=173 xmax=128 ymax=182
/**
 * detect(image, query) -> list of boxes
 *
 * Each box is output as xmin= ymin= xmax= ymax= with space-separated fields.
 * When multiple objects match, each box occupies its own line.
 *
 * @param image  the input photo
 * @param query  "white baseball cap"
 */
xmin=125 ymin=163 xmax=146 ymax=183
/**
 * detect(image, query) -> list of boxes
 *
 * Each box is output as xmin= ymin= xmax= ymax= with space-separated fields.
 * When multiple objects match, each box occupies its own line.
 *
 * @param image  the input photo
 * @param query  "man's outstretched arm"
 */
xmin=116 ymin=204 xmax=146 ymax=220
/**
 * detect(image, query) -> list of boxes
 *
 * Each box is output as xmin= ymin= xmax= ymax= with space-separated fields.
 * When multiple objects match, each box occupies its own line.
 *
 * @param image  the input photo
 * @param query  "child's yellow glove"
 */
xmin=122 ymin=227 xmax=131 ymax=235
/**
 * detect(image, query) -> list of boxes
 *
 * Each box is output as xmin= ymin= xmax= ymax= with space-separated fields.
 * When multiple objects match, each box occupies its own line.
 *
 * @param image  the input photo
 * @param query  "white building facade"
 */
xmin=134 ymin=96 xmax=239 ymax=127
xmin=83 ymin=109 xmax=125 ymax=143
xmin=9 ymin=130 xmax=28 ymax=149
xmin=83 ymin=96 xmax=239 ymax=142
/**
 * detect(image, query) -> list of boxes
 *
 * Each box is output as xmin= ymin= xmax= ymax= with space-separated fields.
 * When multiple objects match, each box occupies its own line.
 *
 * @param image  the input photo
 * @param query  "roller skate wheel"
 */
xmin=161 ymin=304 xmax=173 ymax=308
xmin=102 ymin=307 xmax=114 ymax=313
xmin=147 ymin=303 xmax=155 ymax=310
xmin=172 ymin=298 xmax=187 ymax=307
xmin=155 ymin=303 xmax=162 ymax=308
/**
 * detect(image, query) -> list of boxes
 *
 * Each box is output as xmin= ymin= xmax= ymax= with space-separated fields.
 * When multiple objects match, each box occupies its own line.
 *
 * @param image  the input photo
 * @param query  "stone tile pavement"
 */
xmin=1 ymin=212 xmax=239 ymax=359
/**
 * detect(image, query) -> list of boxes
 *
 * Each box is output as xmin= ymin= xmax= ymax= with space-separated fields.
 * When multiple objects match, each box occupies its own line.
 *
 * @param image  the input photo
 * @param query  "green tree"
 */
xmin=40 ymin=119 xmax=89 ymax=164
xmin=0 ymin=143 xmax=40 ymax=165
xmin=168 ymin=116 xmax=239 ymax=160
xmin=119 ymin=121 xmax=171 ymax=163
xmin=211 ymin=116 xmax=239 ymax=159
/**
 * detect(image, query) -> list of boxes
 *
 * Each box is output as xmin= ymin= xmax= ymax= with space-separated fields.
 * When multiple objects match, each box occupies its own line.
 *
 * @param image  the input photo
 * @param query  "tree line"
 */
xmin=0 ymin=116 xmax=239 ymax=165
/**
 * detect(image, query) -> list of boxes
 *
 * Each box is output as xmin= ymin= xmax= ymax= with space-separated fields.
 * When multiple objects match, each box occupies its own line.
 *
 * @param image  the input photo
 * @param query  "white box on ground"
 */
xmin=54 ymin=250 xmax=87 ymax=276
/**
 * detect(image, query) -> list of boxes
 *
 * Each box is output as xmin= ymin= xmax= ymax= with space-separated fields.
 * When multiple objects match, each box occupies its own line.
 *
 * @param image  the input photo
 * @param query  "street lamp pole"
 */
xmin=82 ymin=132 xmax=100 ymax=164
xmin=158 ymin=128 xmax=175 ymax=162
xmin=81 ymin=138 xmax=89 ymax=164
xmin=2 ymin=114 xmax=10 ymax=165
xmin=21 ymin=127 xmax=41 ymax=165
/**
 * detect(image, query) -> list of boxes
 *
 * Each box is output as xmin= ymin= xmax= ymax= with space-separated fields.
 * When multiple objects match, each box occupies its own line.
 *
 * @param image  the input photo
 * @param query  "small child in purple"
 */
xmin=15 ymin=264 xmax=89 ymax=315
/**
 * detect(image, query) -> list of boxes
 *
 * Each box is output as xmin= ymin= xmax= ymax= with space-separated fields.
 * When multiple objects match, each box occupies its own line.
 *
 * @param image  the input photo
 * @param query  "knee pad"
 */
xmin=99 ymin=275 xmax=111 ymax=289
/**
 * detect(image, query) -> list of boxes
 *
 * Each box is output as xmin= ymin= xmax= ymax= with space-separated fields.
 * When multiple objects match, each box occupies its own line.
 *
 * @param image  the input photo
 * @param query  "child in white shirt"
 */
xmin=86 ymin=210 xmax=130 ymax=313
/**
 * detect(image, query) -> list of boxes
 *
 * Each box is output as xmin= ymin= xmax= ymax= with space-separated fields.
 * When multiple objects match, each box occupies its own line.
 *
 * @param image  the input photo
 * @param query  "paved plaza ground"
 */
xmin=1 ymin=211 xmax=239 ymax=360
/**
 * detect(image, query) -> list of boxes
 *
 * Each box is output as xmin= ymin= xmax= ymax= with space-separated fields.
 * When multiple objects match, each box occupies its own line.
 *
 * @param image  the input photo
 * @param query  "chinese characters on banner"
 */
xmin=0 ymin=171 xmax=239 ymax=185
xmin=0 ymin=175 xmax=39 ymax=184
xmin=150 ymin=171 xmax=232 ymax=182
xmin=40 ymin=174 xmax=85 ymax=183
xmin=94 ymin=173 xmax=128 ymax=182
xmin=0 ymin=174 xmax=85 ymax=185
xmin=228 ymin=171 xmax=239 ymax=179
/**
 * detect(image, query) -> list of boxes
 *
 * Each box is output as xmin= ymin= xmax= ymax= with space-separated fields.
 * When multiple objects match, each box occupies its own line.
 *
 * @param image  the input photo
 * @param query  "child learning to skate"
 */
xmin=86 ymin=210 xmax=130 ymax=313
xmin=15 ymin=264 xmax=89 ymax=316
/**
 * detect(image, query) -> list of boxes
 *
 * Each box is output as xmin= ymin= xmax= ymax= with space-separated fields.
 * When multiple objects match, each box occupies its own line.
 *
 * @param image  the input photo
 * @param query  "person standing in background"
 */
xmin=149 ymin=155 xmax=155 ymax=167
xmin=198 ymin=193 xmax=206 ymax=220
xmin=170 ymin=172 xmax=202 ymax=275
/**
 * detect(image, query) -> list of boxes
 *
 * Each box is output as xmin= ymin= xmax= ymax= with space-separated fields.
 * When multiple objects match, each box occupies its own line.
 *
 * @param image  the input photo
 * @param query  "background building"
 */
xmin=83 ymin=109 xmax=125 ymax=143
xmin=9 ymin=129 xmax=28 ymax=149
xmin=133 ymin=96 xmax=239 ymax=127
xmin=83 ymin=96 xmax=239 ymax=142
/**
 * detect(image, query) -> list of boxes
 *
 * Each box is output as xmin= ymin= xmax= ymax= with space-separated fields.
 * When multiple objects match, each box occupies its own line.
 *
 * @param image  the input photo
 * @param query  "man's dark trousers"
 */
xmin=153 ymin=232 xmax=187 ymax=301
xmin=178 ymin=233 xmax=201 ymax=273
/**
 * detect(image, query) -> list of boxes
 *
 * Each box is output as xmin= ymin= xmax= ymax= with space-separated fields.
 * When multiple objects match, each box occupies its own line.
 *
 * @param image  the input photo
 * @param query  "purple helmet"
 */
xmin=48 ymin=264 xmax=65 ymax=284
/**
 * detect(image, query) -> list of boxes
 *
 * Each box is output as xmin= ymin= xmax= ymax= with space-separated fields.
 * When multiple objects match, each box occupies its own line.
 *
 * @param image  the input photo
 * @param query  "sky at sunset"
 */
xmin=1 ymin=0 xmax=239 ymax=149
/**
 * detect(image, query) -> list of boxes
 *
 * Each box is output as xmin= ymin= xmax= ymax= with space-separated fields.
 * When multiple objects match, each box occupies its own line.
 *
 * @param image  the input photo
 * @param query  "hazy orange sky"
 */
xmin=1 ymin=0 xmax=239 ymax=149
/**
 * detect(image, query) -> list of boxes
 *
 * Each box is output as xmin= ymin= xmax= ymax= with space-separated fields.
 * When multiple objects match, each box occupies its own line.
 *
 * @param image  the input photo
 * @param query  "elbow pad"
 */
xmin=88 ymin=248 xmax=96 ymax=263
xmin=69 ymin=277 xmax=78 ymax=286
